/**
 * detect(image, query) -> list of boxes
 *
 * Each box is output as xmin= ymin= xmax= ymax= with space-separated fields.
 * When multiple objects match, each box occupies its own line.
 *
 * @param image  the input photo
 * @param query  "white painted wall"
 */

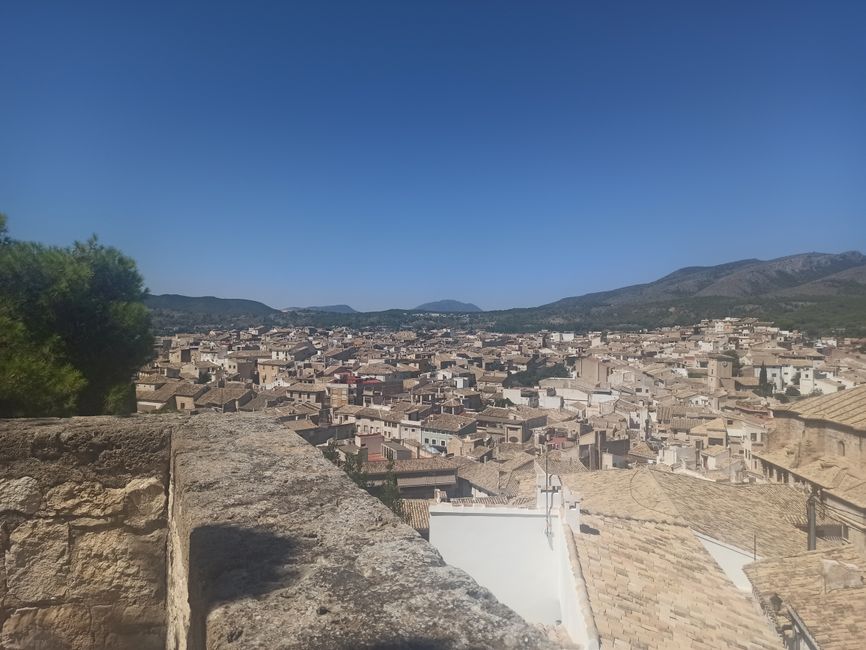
xmin=694 ymin=532 xmax=757 ymax=591
xmin=429 ymin=505 xmax=561 ymax=625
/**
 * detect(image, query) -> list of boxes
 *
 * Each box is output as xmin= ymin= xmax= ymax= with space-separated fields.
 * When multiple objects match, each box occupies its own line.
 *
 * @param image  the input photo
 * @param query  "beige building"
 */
xmin=755 ymin=385 xmax=866 ymax=549
xmin=707 ymin=354 xmax=733 ymax=391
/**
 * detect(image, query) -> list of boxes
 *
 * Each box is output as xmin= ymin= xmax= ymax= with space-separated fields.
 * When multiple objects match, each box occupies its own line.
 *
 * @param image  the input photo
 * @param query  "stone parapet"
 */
xmin=2 ymin=413 xmax=553 ymax=649
xmin=0 ymin=416 xmax=178 ymax=649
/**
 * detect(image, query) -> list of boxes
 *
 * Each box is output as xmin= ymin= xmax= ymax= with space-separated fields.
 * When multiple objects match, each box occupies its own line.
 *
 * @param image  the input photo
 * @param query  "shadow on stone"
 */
xmin=187 ymin=524 xmax=297 ymax=649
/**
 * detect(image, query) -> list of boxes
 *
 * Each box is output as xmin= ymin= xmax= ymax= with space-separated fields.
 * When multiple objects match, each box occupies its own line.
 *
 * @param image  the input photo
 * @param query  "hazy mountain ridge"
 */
xmin=146 ymin=252 xmax=866 ymax=334
xmin=305 ymin=304 xmax=359 ymax=314
xmin=415 ymin=300 xmax=482 ymax=312
xmin=544 ymin=252 xmax=866 ymax=310
xmin=145 ymin=294 xmax=278 ymax=317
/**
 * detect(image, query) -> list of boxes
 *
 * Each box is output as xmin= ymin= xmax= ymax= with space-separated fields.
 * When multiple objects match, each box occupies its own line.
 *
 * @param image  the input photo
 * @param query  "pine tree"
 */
xmin=758 ymin=363 xmax=770 ymax=396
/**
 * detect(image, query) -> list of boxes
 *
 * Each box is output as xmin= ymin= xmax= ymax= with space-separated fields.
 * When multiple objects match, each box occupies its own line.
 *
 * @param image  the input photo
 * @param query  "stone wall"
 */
xmin=167 ymin=413 xmax=553 ymax=649
xmin=2 ymin=413 xmax=554 ymax=650
xmin=0 ymin=417 xmax=178 ymax=650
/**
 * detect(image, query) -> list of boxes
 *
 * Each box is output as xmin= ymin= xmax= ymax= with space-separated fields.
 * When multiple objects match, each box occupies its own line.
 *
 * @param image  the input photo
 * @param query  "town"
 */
xmin=135 ymin=317 xmax=866 ymax=648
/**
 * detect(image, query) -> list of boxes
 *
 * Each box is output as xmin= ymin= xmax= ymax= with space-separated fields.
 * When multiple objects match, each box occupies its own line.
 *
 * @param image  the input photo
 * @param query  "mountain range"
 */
xmin=145 ymin=251 xmax=866 ymax=334
xmin=282 ymin=304 xmax=359 ymax=314
xmin=414 ymin=300 xmax=482 ymax=312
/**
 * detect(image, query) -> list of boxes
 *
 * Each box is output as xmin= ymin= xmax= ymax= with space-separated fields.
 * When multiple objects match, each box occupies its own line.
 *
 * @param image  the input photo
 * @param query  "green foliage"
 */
xmin=104 ymin=382 xmax=137 ymax=416
xmin=0 ymin=213 xmax=9 ymax=245
xmin=374 ymin=459 xmax=403 ymax=518
xmin=322 ymin=438 xmax=340 ymax=465
xmin=758 ymin=363 xmax=772 ymax=397
xmin=342 ymin=452 xmax=369 ymax=489
xmin=0 ymin=313 xmax=85 ymax=417
xmin=503 ymin=363 xmax=570 ymax=388
xmin=0 ymin=218 xmax=153 ymax=417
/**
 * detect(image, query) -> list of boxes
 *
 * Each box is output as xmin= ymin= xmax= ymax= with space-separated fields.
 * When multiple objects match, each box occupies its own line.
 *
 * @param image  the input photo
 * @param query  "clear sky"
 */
xmin=1 ymin=1 xmax=864 ymax=311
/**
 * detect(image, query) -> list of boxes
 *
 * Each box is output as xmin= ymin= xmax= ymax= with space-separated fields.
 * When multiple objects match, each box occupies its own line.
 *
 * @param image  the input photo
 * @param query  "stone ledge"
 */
xmin=169 ymin=412 xmax=553 ymax=649
xmin=1 ymin=415 xmax=175 ymax=650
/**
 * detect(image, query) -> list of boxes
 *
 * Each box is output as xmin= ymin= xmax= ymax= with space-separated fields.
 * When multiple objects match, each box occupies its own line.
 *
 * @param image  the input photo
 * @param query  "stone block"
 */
xmin=44 ymin=481 xmax=125 ymax=519
xmin=1 ymin=605 xmax=91 ymax=650
xmin=5 ymin=520 xmax=69 ymax=604
xmin=44 ymin=477 xmax=165 ymax=528
xmin=122 ymin=477 xmax=166 ymax=529
xmin=68 ymin=528 xmax=165 ymax=602
xmin=90 ymin=603 xmax=165 ymax=650
xmin=0 ymin=477 xmax=42 ymax=515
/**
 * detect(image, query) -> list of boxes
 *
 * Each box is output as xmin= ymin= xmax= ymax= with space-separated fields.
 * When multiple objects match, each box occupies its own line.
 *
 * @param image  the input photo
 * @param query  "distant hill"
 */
xmin=145 ymin=294 xmax=278 ymax=317
xmin=305 ymin=304 xmax=358 ymax=314
xmin=482 ymin=251 xmax=866 ymax=333
xmin=543 ymin=251 xmax=866 ymax=310
xmin=415 ymin=300 xmax=482 ymax=313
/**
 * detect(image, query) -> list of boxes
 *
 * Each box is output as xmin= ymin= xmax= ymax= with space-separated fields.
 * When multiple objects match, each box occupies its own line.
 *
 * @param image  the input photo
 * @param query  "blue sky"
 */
xmin=1 ymin=1 xmax=864 ymax=311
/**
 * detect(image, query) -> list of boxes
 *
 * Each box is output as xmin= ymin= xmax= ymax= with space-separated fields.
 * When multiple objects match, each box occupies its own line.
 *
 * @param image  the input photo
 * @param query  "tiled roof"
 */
xmin=457 ymin=454 xmax=535 ymax=497
xmin=754 ymin=451 xmax=866 ymax=508
xmin=363 ymin=458 xmax=460 ymax=474
xmin=422 ymin=413 xmax=477 ymax=433
xmin=745 ymin=546 xmax=866 ymax=650
xmin=561 ymin=469 xmax=842 ymax=558
xmin=573 ymin=513 xmax=781 ymax=649
xmin=651 ymin=471 xmax=840 ymax=557
xmin=196 ymin=386 xmax=252 ymax=406
xmin=401 ymin=499 xmax=431 ymax=533
xmin=775 ymin=384 xmax=866 ymax=431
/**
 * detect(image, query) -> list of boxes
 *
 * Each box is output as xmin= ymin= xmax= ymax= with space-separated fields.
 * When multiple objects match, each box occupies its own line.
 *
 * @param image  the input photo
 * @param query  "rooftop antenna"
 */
xmin=540 ymin=442 xmax=559 ymax=546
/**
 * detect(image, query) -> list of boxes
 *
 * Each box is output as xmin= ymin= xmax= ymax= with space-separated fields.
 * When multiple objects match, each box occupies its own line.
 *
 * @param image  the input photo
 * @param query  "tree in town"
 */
xmin=758 ymin=363 xmax=771 ymax=397
xmin=375 ymin=459 xmax=403 ymax=518
xmin=322 ymin=438 xmax=341 ymax=465
xmin=342 ymin=451 xmax=369 ymax=489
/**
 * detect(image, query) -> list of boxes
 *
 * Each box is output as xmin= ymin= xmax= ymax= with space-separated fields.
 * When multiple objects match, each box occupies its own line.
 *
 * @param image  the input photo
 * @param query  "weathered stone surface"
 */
xmin=44 ymin=481 xmax=125 ymax=518
xmin=5 ymin=520 xmax=69 ymax=604
xmin=0 ymin=526 xmax=7 ymax=604
xmin=1 ymin=416 xmax=173 ymax=650
xmin=1 ymin=605 xmax=92 ymax=650
xmin=43 ymin=476 xmax=165 ymax=527
xmin=90 ymin=603 xmax=166 ymax=650
xmin=0 ymin=415 xmax=178 ymax=489
xmin=69 ymin=528 xmax=166 ymax=602
xmin=123 ymin=477 xmax=167 ymax=529
xmin=0 ymin=476 xmax=42 ymax=515
xmin=170 ymin=412 xmax=554 ymax=650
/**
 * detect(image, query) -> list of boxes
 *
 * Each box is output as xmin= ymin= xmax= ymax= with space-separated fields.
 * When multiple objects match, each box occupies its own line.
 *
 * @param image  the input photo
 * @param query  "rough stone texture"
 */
xmin=0 ymin=416 xmax=175 ymax=650
xmin=169 ymin=412 xmax=554 ymax=650
xmin=5 ymin=520 xmax=70 ymax=604
xmin=69 ymin=528 xmax=166 ymax=601
xmin=44 ymin=477 xmax=166 ymax=529
xmin=0 ymin=478 xmax=42 ymax=515
xmin=1 ymin=605 xmax=93 ymax=650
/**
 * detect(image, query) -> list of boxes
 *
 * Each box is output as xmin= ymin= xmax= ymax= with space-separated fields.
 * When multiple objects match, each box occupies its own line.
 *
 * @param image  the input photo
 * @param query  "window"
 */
xmin=837 ymin=440 xmax=846 ymax=457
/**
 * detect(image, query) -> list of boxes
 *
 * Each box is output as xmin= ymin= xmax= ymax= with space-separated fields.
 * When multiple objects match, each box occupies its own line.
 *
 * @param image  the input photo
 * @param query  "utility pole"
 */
xmin=807 ymin=486 xmax=818 ymax=551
